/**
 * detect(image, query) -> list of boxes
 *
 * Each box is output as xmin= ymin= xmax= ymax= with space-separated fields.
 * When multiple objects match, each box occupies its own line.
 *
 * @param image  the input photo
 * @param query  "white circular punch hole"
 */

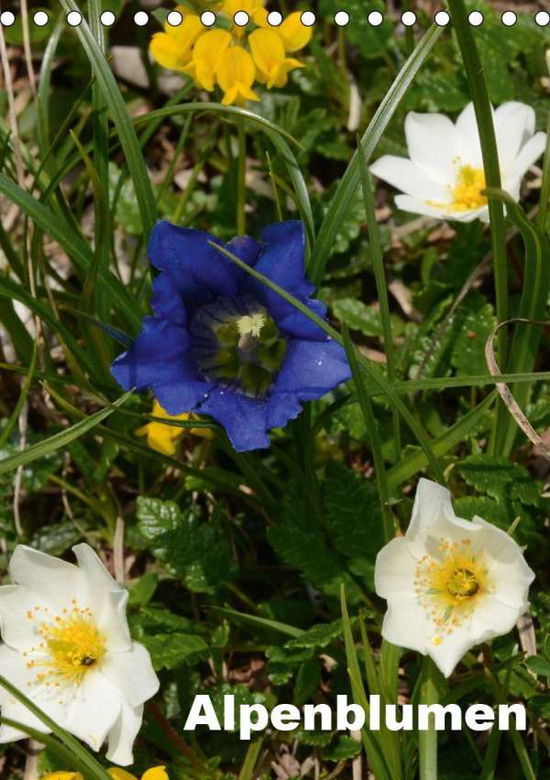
xmin=100 ymin=10 xmax=116 ymax=27
xmin=34 ymin=10 xmax=49 ymax=26
xmin=535 ymin=10 xmax=549 ymax=26
xmin=234 ymin=11 xmax=249 ymax=26
xmin=300 ymin=10 xmax=316 ymax=27
xmin=201 ymin=10 xmax=216 ymax=26
xmin=167 ymin=10 xmax=183 ymax=26
xmin=267 ymin=11 xmax=282 ymax=26
xmin=134 ymin=11 xmax=149 ymax=26
xmin=434 ymin=10 xmax=450 ymax=26
xmin=468 ymin=10 xmax=484 ymax=26
xmin=501 ymin=11 xmax=516 ymax=26
xmin=368 ymin=11 xmax=383 ymax=27
xmin=67 ymin=10 xmax=82 ymax=26
xmin=334 ymin=10 xmax=350 ymax=26
xmin=0 ymin=10 xmax=16 ymax=26
xmin=401 ymin=11 xmax=416 ymax=26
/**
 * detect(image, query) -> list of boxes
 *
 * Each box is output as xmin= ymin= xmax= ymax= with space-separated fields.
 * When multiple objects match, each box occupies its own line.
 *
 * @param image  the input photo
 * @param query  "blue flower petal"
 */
xmin=199 ymin=389 xmax=270 ymax=451
xmin=111 ymin=317 xmax=212 ymax=410
xmin=151 ymin=273 xmax=187 ymax=326
xmin=266 ymin=392 xmax=303 ymax=429
xmin=273 ymin=298 xmax=329 ymax=342
xmin=256 ymin=222 xmax=312 ymax=296
xmin=273 ymin=338 xmax=351 ymax=400
xmin=226 ymin=235 xmax=262 ymax=267
xmin=245 ymin=221 xmax=327 ymax=340
xmin=148 ymin=221 xmax=240 ymax=304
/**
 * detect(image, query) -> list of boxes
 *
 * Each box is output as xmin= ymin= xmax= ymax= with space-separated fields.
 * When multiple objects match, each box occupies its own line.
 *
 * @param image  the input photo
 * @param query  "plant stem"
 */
xmin=446 ymin=0 xmax=508 ymax=453
xmin=237 ymin=116 xmax=247 ymax=234
xmin=418 ymin=657 xmax=439 ymax=780
xmin=358 ymin=142 xmax=401 ymax=459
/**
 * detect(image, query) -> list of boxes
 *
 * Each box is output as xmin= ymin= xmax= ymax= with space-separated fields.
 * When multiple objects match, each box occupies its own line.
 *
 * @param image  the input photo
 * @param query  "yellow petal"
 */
xmin=189 ymin=29 xmax=232 ymax=91
xmin=249 ymin=29 xmax=302 ymax=88
xmin=107 ymin=771 xmax=138 ymax=780
xmin=149 ymin=14 xmax=203 ymax=71
xmin=41 ymin=774 xmax=84 ymax=780
xmin=216 ymin=46 xmax=259 ymax=105
xmin=276 ymin=11 xmax=312 ymax=52
xmin=142 ymin=768 xmax=169 ymax=780
xmin=136 ymin=400 xmax=190 ymax=455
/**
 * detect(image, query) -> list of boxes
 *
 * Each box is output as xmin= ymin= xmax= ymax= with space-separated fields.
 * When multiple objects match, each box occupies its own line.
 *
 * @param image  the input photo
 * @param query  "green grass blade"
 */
xmin=0 ymin=391 xmax=132 ymax=476
xmin=0 ymin=716 xmax=106 ymax=780
xmin=0 ymin=174 xmax=141 ymax=330
xmin=0 ymin=676 xmax=111 ymax=780
xmin=358 ymin=137 xmax=401 ymax=456
xmin=386 ymin=392 xmax=495 ymax=491
xmin=0 ymin=341 xmax=37 ymax=449
xmin=341 ymin=586 xmax=396 ymax=780
xmin=342 ymin=327 xmax=394 ymax=542
xmin=484 ymin=188 xmax=550 ymax=455
xmin=311 ymin=25 xmax=443 ymax=284
xmin=133 ymin=103 xmax=314 ymax=245
xmin=446 ymin=0 xmax=509 ymax=454
xmin=57 ymin=0 xmax=157 ymax=238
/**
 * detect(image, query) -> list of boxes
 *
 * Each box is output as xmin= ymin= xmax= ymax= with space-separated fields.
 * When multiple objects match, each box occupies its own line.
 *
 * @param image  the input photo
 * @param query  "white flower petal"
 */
xmin=0 ymin=585 xmax=47 ymax=652
xmin=428 ymin=620 xmax=478 ymax=677
xmin=106 ymin=703 xmax=144 ymax=767
xmin=8 ymin=546 xmax=84 ymax=608
xmin=0 ymin=700 xmax=50 ymax=743
xmin=407 ymin=478 xmax=464 ymax=544
xmin=64 ymin=670 xmax=122 ymax=752
xmin=100 ymin=642 xmax=159 ymax=708
xmin=72 ymin=544 xmax=132 ymax=652
xmin=370 ymin=156 xmax=449 ymax=201
xmin=393 ymin=194 xmax=449 ymax=219
xmin=405 ymin=111 xmax=459 ymax=184
xmin=495 ymin=102 xmax=536 ymax=170
xmin=506 ymin=131 xmax=546 ymax=183
xmin=0 ymin=644 xmax=36 ymax=707
xmin=470 ymin=595 xmax=525 ymax=644
xmin=380 ymin=595 xmax=432 ymax=656
xmin=374 ymin=537 xmax=416 ymax=598
xmin=455 ymin=102 xmax=483 ymax=168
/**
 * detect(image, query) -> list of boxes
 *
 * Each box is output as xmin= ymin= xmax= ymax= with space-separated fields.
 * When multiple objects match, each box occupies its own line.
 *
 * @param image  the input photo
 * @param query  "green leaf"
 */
xmin=451 ymin=304 xmax=497 ymax=377
xmin=139 ymin=633 xmax=208 ymax=671
xmin=0 ymin=393 xmax=132 ymax=477
xmin=286 ymin=620 xmax=343 ymax=651
xmin=136 ymin=498 xmax=237 ymax=594
xmin=324 ymin=462 xmax=385 ymax=568
xmin=312 ymin=24 xmax=443 ymax=283
xmin=456 ymin=455 xmax=541 ymax=506
xmin=525 ymin=656 xmax=550 ymax=680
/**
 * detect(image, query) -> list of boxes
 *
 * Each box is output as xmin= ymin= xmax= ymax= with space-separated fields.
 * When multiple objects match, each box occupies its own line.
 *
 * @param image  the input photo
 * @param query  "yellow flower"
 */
xmin=149 ymin=2 xmax=312 ymax=105
xmin=150 ymin=8 xmax=203 ymax=70
xmin=42 ymin=775 xmax=83 ymax=780
xmin=249 ymin=29 xmax=303 ymax=89
xmin=137 ymin=400 xmax=213 ymax=455
xmin=108 ymin=768 xmax=168 ymax=780
xmin=184 ymin=29 xmax=231 ymax=92
xmin=216 ymin=46 xmax=259 ymax=105
xmin=43 ymin=768 xmax=168 ymax=780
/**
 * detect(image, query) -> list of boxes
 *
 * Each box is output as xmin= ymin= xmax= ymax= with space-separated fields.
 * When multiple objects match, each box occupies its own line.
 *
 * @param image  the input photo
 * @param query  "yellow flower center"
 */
xmin=449 ymin=165 xmax=487 ymax=211
xmin=414 ymin=538 xmax=490 ymax=645
xmin=24 ymin=603 xmax=106 ymax=687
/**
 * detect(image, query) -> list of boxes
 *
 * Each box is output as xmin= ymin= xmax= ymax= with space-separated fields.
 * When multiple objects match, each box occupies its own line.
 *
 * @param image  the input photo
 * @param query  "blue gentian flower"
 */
xmin=111 ymin=220 xmax=350 ymax=451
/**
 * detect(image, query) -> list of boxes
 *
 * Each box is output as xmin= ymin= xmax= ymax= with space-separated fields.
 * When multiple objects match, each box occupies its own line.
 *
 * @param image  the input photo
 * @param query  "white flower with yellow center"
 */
xmin=374 ymin=479 xmax=535 ymax=677
xmin=0 ymin=544 xmax=159 ymax=765
xmin=370 ymin=101 xmax=546 ymax=223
